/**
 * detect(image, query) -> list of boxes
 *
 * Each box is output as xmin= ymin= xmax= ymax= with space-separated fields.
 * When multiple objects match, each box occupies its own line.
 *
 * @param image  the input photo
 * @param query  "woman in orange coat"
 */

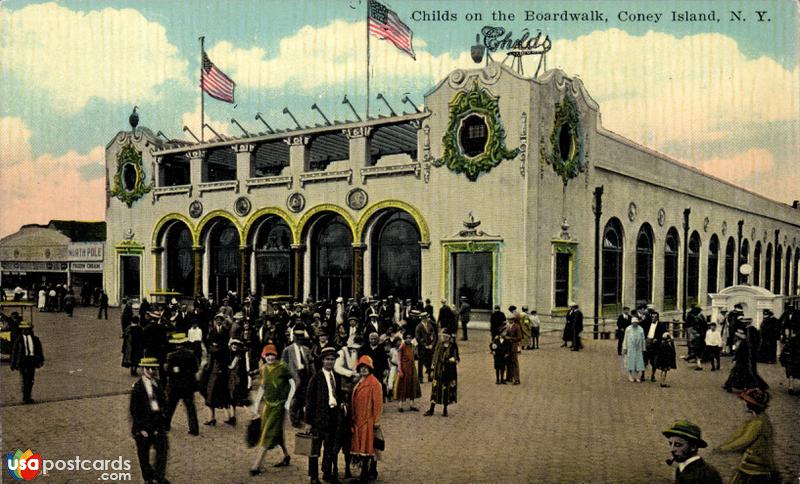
xmin=351 ymin=355 xmax=383 ymax=483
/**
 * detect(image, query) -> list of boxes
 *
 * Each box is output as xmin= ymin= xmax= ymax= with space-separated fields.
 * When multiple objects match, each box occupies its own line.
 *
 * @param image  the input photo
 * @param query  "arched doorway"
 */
xmin=601 ymin=218 xmax=623 ymax=315
xmin=724 ymin=237 xmax=736 ymax=288
xmin=707 ymin=235 xmax=719 ymax=294
xmin=663 ymin=228 xmax=679 ymax=311
xmin=311 ymin=214 xmax=353 ymax=301
xmin=164 ymin=222 xmax=194 ymax=296
xmin=251 ymin=216 xmax=293 ymax=298
xmin=205 ymin=219 xmax=241 ymax=300
xmin=368 ymin=210 xmax=421 ymax=301
xmin=753 ymin=241 xmax=762 ymax=286
xmin=635 ymin=223 xmax=654 ymax=307
xmin=687 ymin=231 xmax=700 ymax=305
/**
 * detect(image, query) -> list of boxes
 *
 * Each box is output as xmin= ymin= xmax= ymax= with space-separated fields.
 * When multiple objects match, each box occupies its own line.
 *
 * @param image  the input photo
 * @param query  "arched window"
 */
xmin=774 ymin=245 xmax=783 ymax=294
xmin=753 ymin=241 xmax=762 ymax=286
xmin=209 ymin=220 xmax=241 ymax=300
xmin=765 ymin=244 xmax=772 ymax=291
xmin=664 ymin=228 xmax=679 ymax=310
xmin=602 ymin=218 xmax=624 ymax=315
xmin=253 ymin=217 xmax=293 ymax=298
xmin=635 ymin=224 xmax=654 ymax=306
xmin=312 ymin=215 xmax=353 ymax=301
xmin=707 ymin=235 xmax=719 ymax=294
xmin=784 ymin=247 xmax=792 ymax=296
xmin=739 ymin=239 xmax=750 ymax=284
xmin=794 ymin=250 xmax=800 ymax=296
xmin=724 ymin=237 xmax=736 ymax=288
xmin=687 ymin=231 xmax=700 ymax=306
xmin=370 ymin=210 xmax=421 ymax=301
xmin=166 ymin=223 xmax=194 ymax=296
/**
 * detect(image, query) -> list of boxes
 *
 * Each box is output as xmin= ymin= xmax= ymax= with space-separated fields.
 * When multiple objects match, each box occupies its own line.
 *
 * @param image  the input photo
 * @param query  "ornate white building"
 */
xmin=102 ymin=64 xmax=800 ymax=324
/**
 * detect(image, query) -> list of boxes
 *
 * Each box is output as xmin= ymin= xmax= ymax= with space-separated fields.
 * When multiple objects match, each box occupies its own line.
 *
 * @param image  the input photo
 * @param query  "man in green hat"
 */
xmin=130 ymin=357 xmax=169 ymax=483
xmin=10 ymin=321 xmax=44 ymax=404
xmin=662 ymin=420 xmax=722 ymax=483
xmin=165 ymin=333 xmax=199 ymax=436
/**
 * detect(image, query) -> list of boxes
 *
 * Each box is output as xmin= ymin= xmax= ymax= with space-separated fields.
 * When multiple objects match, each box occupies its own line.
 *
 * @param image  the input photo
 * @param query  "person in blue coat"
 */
xmin=622 ymin=318 xmax=646 ymax=382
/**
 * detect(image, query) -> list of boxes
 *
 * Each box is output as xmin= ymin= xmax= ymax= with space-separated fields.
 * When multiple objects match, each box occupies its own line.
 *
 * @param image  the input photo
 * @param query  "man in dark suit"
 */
xmin=567 ymin=302 xmax=584 ymax=351
xmin=437 ymin=299 xmax=457 ymax=336
xmin=10 ymin=321 xmax=44 ymax=404
xmin=97 ymin=290 xmax=109 ymax=320
xmin=130 ymin=357 xmax=169 ymax=484
xmin=305 ymin=346 xmax=343 ymax=484
xmin=359 ymin=333 xmax=389 ymax=393
xmin=164 ymin=333 xmax=199 ymax=436
xmin=458 ymin=296 xmax=471 ymax=341
xmin=662 ymin=420 xmax=722 ymax=484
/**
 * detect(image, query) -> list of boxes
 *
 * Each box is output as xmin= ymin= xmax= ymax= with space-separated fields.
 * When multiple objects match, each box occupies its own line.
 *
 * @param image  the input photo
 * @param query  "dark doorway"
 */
xmin=209 ymin=220 xmax=241 ymax=300
xmin=120 ymin=255 xmax=141 ymax=300
xmin=254 ymin=217 xmax=293 ymax=297
xmin=453 ymin=252 xmax=492 ymax=309
xmin=166 ymin=224 xmax=194 ymax=296
xmin=312 ymin=215 xmax=353 ymax=301
xmin=370 ymin=210 xmax=421 ymax=301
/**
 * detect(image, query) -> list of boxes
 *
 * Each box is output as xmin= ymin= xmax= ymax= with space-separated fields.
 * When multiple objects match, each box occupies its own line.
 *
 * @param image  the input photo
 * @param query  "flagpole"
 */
xmin=365 ymin=0 xmax=370 ymax=120
xmin=199 ymin=36 xmax=205 ymax=142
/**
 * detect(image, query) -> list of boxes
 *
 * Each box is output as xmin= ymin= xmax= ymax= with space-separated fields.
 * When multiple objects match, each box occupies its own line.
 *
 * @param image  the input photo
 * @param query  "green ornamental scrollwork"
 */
xmin=540 ymin=93 xmax=585 ymax=185
xmin=435 ymin=79 xmax=519 ymax=181
xmin=110 ymin=143 xmax=151 ymax=207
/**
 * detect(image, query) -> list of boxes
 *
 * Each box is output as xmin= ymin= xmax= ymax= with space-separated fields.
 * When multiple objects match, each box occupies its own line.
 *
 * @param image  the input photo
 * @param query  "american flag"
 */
xmin=201 ymin=51 xmax=235 ymax=103
xmin=368 ymin=0 xmax=416 ymax=60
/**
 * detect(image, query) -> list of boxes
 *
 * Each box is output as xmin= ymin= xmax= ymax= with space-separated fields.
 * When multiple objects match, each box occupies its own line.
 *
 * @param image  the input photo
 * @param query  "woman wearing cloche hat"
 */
xmin=718 ymin=388 xmax=777 ymax=483
xmin=249 ymin=344 xmax=293 ymax=476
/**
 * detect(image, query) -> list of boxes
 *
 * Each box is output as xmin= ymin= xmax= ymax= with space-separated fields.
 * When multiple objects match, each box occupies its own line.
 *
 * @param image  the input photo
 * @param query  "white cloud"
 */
xmin=548 ymin=29 xmax=800 ymax=149
xmin=0 ymin=117 xmax=32 ymax=165
xmin=206 ymin=20 xmax=473 ymax=94
xmin=0 ymin=2 xmax=189 ymax=113
xmin=0 ymin=141 xmax=106 ymax=238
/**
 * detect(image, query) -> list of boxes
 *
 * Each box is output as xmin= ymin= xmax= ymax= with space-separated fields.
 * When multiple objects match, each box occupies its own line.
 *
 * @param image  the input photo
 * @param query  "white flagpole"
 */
xmin=199 ymin=36 xmax=205 ymax=142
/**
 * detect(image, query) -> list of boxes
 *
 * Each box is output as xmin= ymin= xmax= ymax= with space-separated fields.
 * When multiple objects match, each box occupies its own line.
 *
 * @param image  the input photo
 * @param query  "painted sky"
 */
xmin=1 ymin=0 xmax=798 ymax=237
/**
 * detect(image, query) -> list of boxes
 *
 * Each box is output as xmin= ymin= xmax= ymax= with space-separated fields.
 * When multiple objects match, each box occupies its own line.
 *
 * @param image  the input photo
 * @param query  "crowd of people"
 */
xmin=121 ymin=292 xmax=472 ymax=484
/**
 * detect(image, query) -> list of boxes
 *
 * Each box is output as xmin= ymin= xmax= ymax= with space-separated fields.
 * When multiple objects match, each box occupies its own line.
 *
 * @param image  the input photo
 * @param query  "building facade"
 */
xmin=102 ymin=64 xmax=800 ymax=321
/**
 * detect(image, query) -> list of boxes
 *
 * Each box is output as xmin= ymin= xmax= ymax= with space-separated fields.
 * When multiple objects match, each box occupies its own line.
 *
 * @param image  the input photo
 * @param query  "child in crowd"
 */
xmin=387 ymin=336 xmax=401 ymax=399
xmin=530 ymin=310 xmax=540 ymax=349
xmin=656 ymin=333 xmax=677 ymax=388
xmin=490 ymin=333 xmax=510 ymax=384
xmin=704 ymin=321 xmax=723 ymax=371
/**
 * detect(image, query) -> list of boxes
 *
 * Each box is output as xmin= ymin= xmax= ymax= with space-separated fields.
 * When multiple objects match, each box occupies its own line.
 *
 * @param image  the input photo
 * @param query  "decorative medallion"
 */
xmin=721 ymin=221 xmax=728 ymax=236
xmin=346 ymin=188 xmax=368 ymax=210
xmin=703 ymin=217 xmax=710 ymax=233
xmin=627 ymin=202 xmax=637 ymax=222
xmin=110 ymin=143 xmax=152 ymax=208
xmin=434 ymin=79 xmax=519 ymax=181
xmin=287 ymin=192 xmax=306 ymax=213
xmin=189 ymin=200 xmax=203 ymax=219
xmin=540 ymin=93 xmax=585 ymax=185
xmin=657 ymin=208 xmax=666 ymax=227
xmin=234 ymin=196 xmax=252 ymax=217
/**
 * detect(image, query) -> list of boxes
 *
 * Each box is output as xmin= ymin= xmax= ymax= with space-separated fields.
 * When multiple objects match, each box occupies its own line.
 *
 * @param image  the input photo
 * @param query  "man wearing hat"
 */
xmin=458 ymin=296 xmax=471 ymax=341
xmin=757 ymin=309 xmax=780 ymax=364
xmin=725 ymin=303 xmax=745 ymax=353
xmin=10 ymin=321 xmax=44 ymax=404
xmin=130 ymin=357 xmax=169 ymax=484
xmin=490 ymin=305 xmax=507 ymax=338
xmin=305 ymin=346 xmax=343 ymax=484
xmin=415 ymin=316 xmax=438 ymax=383
xmin=662 ymin=420 xmax=722 ymax=483
xmin=364 ymin=313 xmax=381 ymax=337
xmin=165 ymin=333 xmax=200 ymax=436
xmin=566 ymin=302 xmax=584 ymax=351
xmin=437 ymin=299 xmax=457 ymax=336
xmin=282 ymin=325 xmax=312 ymax=427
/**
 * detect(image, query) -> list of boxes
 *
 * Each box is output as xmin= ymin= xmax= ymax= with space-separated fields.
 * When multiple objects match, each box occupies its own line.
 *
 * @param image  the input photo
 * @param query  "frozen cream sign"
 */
xmin=67 ymin=243 xmax=104 ymax=262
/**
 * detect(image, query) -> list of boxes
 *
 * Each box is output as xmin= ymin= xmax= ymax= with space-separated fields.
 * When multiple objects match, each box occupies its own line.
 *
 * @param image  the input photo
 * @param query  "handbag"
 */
xmin=294 ymin=432 xmax=314 ymax=456
xmin=373 ymin=427 xmax=385 ymax=451
xmin=246 ymin=417 xmax=261 ymax=448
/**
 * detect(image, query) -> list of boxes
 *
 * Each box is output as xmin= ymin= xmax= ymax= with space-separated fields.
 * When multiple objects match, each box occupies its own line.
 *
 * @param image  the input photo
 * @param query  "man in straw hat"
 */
xmin=130 ymin=356 xmax=169 ymax=484
xmin=305 ymin=346 xmax=343 ymax=484
xmin=282 ymin=324 xmax=312 ymax=428
xmin=10 ymin=321 xmax=44 ymax=404
xmin=165 ymin=333 xmax=200 ymax=436
xmin=662 ymin=420 xmax=722 ymax=483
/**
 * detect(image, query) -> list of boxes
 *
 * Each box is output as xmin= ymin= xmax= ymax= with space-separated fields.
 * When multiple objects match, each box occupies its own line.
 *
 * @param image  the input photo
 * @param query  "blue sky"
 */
xmin=1 ymin=0 xmax=798 ymax=236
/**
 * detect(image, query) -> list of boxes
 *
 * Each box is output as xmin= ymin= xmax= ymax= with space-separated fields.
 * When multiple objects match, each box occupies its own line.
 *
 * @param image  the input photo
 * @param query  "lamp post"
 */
xmin=593 ymin=186 xmax=604 ymax=338
xmin=682 ymin=208 xmax=690 ymax=321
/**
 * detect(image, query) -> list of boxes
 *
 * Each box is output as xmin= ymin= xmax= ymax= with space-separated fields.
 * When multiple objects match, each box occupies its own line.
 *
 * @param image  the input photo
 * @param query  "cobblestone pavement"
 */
xmin=1 ymin=308 xmax=798 ymax=483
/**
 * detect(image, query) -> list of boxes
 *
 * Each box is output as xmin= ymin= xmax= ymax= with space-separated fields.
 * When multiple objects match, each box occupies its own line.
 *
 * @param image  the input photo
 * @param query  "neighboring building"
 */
xmin=0 ymin=221 xmax=106 ymax=292
xmin=102 ymin=64 xmax=800 ymax=321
